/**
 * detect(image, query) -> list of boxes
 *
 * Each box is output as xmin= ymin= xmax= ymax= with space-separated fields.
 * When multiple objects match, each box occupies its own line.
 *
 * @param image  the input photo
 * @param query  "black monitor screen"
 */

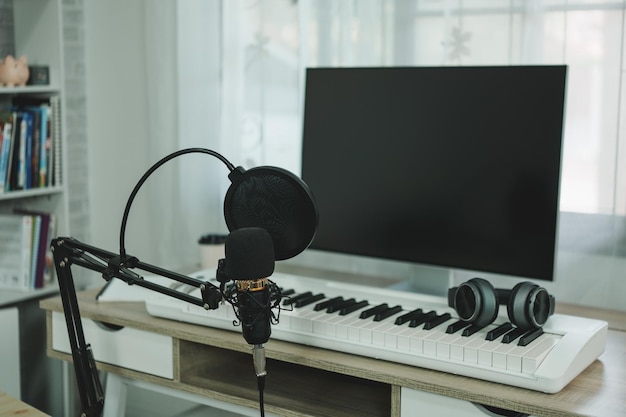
xmin=301 ymin=66 xmax=566 ymax=281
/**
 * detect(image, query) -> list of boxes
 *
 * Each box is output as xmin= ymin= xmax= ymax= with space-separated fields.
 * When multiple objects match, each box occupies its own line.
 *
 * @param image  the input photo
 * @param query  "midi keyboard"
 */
xmin=143 ymin=271 xmax=607 ymax=393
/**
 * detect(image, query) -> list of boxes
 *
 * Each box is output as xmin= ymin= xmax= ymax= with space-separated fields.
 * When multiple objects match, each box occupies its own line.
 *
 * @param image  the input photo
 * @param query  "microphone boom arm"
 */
xmin=47 ymin=147 xmax=316 ymax=417
xmin=50 ymin=236 xmax=223 ymax=417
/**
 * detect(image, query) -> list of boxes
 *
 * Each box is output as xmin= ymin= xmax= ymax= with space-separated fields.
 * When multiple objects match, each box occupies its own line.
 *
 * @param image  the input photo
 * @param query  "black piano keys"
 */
xmin=283 ymin=291 xmax=313 ymax=306
xmin=359 ymin=303 xmax=390 ymax=319
xmin=423 ymin=313 xmax=452 ymax=330
xmin=280 ymin=288 xmax=545 ymax=348
xmin=486 ymin=322 xmax=514 ymax=341
xmin=446 ymin=320 xmax=471 ymax=334
xmin=340 ymin=300 xmax=369 ymax=315
xmin=394 ymin=309 xmax=424 ymax=325
xmin=519 ymin=328 xmax=544 ymax=346
xmin=409 ymin=311 xmax=437 ymax=328
xmin=462 ymin=324 xmax=483 ymax=337
xmin=374 ymin=305 xmax=402 ymax=322
xmin=314 ymin=296 xmax=344 ymax=311
xmin=327 ymin=298 xmax=358 ymax=314
xmin=294 ymin=293 xmax=326 ymax=308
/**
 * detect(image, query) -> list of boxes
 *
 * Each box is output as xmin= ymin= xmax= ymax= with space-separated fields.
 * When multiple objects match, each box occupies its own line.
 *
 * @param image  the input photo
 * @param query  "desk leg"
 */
xmin=0 ymin=307 xmax=20 ymax=399
xmin=102 ymin=374 xmax=128 ymax=417
xmin=62 ymin=362 xmax=70 ymax=416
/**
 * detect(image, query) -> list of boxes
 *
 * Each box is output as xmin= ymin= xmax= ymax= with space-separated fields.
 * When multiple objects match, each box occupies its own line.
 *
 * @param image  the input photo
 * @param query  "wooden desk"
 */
xmin=0 ymin=390 xmax=50 ymax=417
xmin=40 ymin=289 xmax=626 ymax=417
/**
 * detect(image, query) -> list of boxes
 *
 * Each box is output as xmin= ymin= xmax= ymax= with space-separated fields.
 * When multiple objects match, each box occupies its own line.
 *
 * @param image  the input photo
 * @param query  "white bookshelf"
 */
xmin=0 ymin=0 xmax=69 ymax=296
xmin=0 ymin=2 xmax=68 ymax=414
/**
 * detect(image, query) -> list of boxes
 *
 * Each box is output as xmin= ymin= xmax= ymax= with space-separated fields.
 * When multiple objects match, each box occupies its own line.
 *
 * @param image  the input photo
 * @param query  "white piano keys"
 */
xmin=285 ymin=304 xmax=323 ymax=333
xmin=373 ymin=321 xmax=400 ymax=347
xmin=463 ymin=337 xmax=490 ymax=364
xmin=331 ymin=314 xmax=353 ymax=339
xmin=346 ymin=316 xmax=367 ymax=342
xmin=358 ymin=317 xmax=390 ymax=344
xmin=449 ymin=337 xmax=468 ymax=361
xmin=435 ymin=333 xmax=462 ymax=359
xmin=492 ymin=342 xmax=518 ymax=370
xmin=395 ymin=325 xmax=412 ymax=351
xmin=522 ymin=335 xmax=558 ymax=374
xmin=478 ymin=339 xmax=502 ymax=367
xmin=318 ymin=312 xmax=347 ymax=337
xmin=311 ymin=310 xmax=337 ymax=336
xmin=401 ymin=326 xmax=430 ymax=354
xmin=505 ymin=344 xmax=529 ymax=373
xmin=423 ymin=330 xmax=449 ymax=357
xmin=383 ymin=323 xmax=409 ymax=349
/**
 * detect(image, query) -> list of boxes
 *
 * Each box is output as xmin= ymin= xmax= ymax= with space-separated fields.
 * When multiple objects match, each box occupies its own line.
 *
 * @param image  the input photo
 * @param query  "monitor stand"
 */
xmin=281 ymin=250 xmax=451 ymax=297
xmin=388 ymin=264 xmax=451 ymax=297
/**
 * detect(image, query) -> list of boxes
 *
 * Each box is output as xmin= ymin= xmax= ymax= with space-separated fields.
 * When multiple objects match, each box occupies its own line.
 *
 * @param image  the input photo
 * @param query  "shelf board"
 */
xmin=0 ymin=186 xmax=64 ymax=201
xmin=0 ymin=85 xmax=61 ymax=95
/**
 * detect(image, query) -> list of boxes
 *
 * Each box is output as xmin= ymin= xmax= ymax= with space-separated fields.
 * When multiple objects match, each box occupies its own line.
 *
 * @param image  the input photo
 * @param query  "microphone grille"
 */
xmin=224 ymin=227 xmax=275 ymax=280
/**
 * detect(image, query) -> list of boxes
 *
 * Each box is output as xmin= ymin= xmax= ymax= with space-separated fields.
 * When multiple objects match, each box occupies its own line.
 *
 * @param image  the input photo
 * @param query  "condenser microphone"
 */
xmin=217 ymin=227 xmax=277 ymax=387
xmin=222 ymin=227 xmax=275 ymax=346
xmin=219 ymin=162 xmax=317 ymax=417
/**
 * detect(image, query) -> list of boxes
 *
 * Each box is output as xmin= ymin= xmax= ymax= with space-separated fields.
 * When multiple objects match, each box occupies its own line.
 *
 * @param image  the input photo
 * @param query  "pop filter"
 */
xmin=224 ymin=166 xmax=318 ymax=261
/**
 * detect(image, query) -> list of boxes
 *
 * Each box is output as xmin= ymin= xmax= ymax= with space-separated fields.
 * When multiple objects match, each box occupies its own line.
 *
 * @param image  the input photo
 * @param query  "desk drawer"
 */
xmin=51 ymin=312 xmax=173 ymax=379
xmin=401 ymin=388 xmax=538 ymax=417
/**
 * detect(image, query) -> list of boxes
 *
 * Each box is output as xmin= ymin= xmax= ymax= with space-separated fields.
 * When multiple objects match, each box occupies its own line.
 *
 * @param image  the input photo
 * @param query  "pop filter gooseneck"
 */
xmin=118 ymin=147 xmax=318 ymax=264
xmin=118 ymin=148 xmax=235 ymax=263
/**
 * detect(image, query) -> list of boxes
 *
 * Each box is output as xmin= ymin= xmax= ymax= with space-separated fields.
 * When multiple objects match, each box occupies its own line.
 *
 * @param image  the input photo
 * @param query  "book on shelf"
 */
xmin=0 ymin=96 xmax=62 ymax=194
xmin=0 ymin=214 xmax=33 ymax=290
xmin=0 ymin=111 xmax=15 ymax=193
xmin=0 ymin=210 xmax=57 ymax=290
xmin=50 ymin=95 xmax=61 ymax=188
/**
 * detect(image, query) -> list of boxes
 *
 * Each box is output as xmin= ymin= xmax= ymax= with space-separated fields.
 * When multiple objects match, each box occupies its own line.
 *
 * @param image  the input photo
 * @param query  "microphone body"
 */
xmin=218 ymin=227 xmax=276 ymax=345
xmin=236 ymin=277 xmax=270 ymax=379
xmin=218 ymin=227 xmax=277 ymax=385
xmin=237 ymin=278 xmax=272 ymax=345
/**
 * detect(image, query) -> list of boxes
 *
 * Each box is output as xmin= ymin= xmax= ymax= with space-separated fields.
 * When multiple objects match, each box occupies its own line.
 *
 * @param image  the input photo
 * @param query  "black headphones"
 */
xmin=447 ymin=278 xmax=555 ymax=331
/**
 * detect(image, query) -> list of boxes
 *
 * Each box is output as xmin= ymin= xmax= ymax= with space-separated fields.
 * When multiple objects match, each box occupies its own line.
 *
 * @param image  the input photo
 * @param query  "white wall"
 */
xmin=84 ymin=0 xmax=152 ymax=254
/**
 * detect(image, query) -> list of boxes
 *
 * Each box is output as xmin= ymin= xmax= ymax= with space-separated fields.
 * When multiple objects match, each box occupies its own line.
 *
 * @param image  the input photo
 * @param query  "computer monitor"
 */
xmin=300 ymin=66 xmax=566 ymax=289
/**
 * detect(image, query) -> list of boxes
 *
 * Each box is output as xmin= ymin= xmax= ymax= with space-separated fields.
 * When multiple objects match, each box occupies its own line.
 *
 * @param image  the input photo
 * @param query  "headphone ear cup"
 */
xmin=507 ymin=281 xmax=549 ymax=331
xmin=452 ymin=278 xmax=499 ymax=328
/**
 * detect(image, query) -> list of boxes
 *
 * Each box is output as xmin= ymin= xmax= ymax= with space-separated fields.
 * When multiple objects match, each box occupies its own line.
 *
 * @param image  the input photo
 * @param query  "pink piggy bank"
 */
xmin=0 ymin=55 xmax=30 ymax=87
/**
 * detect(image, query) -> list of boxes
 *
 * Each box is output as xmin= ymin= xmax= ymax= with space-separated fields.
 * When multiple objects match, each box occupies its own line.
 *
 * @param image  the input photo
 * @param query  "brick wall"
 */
xmin=62 ymin=0 xmax=90 ymax=241
xmin=0 ymin=0 xmax=14 ymax=58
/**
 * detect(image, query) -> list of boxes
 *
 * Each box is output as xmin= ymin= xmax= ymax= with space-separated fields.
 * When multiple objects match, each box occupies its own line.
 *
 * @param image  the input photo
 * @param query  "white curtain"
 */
xmin=143 ymin=0 xmax=626 ymax=311
xmin=141 ymin=0 xmax=225 ymax=269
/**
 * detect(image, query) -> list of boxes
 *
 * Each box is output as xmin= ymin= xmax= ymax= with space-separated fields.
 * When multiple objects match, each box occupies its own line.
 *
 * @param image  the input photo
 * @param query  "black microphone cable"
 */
xmin=258 ymin=371 xmax=266 ymax=417
xmin=218 ymin=280 xmax=280 ymax=417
